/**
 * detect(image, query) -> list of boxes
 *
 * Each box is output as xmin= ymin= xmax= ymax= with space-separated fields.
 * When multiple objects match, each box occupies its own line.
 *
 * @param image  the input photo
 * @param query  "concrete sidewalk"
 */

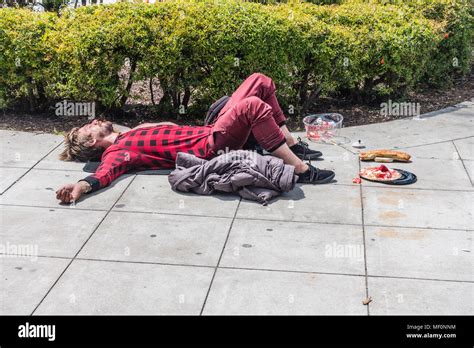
xmin=1 ymin=100 xmax=473 ymax=315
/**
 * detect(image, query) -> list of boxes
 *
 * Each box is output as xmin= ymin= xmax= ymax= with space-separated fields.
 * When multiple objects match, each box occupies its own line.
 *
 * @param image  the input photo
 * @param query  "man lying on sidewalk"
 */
xmin=56 ymin=73 xmax=335 ymax=203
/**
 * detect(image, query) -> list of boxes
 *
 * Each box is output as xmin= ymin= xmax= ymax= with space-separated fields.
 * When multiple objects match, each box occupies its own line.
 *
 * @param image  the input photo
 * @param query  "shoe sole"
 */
xmin=313 ymin=172 xmax=335 ymax=184
xmin=297 ymin=172 xmax=335 ymax=185
xmin=296 ymin=152 xmax=323 ymax=160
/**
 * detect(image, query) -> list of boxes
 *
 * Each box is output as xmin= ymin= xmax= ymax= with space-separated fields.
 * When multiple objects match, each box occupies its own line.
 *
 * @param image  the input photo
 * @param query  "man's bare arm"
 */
xmin=132 ymin=122 xmax=177 ymax=130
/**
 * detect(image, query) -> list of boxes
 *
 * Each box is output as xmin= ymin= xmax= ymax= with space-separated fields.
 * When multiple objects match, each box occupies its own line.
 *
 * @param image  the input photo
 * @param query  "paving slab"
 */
xmin=396 ymin=141 xmax=461 ymax=161
xmin=362 ymin=187 xmax=473 ymax=230
xmin=78 ymin=211 xmax=231 ymax=267
xmin=0 ymin=169 xmax=134 ymax=210
xmin=360 ymin=157 xmax=472 ymax=191
xmin=203 ymin=268 xmax=367 ymax=315
xmin=318 ymin=152 xmax=360 ymax=186
xmin=0 ymin=130 xmax=62 ymax=168
xmin=423 ymin=99 xmax=474 ymax=119
xmin=113 ymin=175 xmax=240 ymax=218
xmin=463 ymin=160 xmax=474 ymax=185
xmin=336 ymin=101 xmax=474 ymax=149
xmin=453 ymin=137 xmax=474 ymax=161
xmin=0 ymin=167 xmax=29 ymax=194
xmin=34 ymin=259 xmax=214 ymax=315
xmin=0 ymin=256 xmax=69 ymax=315
xmin=368 ymin=277 xmax=473 ymax=315
xmin=0 ymin=205 xmax=105 ymax=258
xmin=221 ymin=219 xmax=365 ymax=275
xmin=366 ymin=226 xmax=473 ymax=281
xmin=34 ymin=145 xmax=86 ymax=172
xmin=236 ymin=184 xmax=362 ymax=225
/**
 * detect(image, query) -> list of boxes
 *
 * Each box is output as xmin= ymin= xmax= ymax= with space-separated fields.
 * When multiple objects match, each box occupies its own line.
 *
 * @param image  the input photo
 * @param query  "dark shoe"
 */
xmin=297 ymin=163 xmax=335 ymax=184
xmin=291 ymin=137 xmax=322 ymax=160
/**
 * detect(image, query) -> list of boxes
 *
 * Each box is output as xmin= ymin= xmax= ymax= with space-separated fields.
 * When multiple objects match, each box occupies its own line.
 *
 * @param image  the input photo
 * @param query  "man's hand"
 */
xmin=55 ymin=182 xmax=89 ymax=203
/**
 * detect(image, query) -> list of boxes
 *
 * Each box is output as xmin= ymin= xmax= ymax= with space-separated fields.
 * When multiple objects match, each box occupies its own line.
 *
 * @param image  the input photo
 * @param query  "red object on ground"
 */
xmin=352 ymin=177 xmax=362 ymax=184
xmin=359 ymin=165 xmax=402 ymax=182
xmin=375 ymin=164 xmax=392 ymax=179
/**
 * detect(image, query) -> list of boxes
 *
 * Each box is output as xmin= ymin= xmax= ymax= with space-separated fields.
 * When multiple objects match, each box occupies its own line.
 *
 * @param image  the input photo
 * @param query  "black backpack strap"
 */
xmin=204 ymin=96 xmax=230 ymax=125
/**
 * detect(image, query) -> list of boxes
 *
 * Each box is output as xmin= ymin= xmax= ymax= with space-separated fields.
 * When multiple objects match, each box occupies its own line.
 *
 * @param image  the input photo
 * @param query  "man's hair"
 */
xmin=59 ymin=124 xmax=104 ymax=162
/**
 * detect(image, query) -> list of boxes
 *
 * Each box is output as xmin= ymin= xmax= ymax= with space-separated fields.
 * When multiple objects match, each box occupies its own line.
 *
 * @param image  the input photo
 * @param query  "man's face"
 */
xmin=77 ymin=119 xmax=114 ymax=143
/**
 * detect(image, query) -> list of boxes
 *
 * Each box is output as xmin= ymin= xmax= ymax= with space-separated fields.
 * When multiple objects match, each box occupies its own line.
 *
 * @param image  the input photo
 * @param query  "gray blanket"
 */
xmin=168 ymin=150 xmax=297 ymax=205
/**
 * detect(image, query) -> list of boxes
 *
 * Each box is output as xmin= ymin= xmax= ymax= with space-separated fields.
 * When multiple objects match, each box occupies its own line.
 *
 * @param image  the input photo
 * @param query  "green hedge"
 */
xmin=0 ymin=9 xmax=57 ymax=110
xmin=0 ymin=0 xmax=472 ymax=117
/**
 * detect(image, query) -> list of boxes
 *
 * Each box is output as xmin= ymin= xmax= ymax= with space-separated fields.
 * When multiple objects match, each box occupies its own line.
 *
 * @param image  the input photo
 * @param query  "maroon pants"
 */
xmin=207 ymin=73 xmax=287 ymax=155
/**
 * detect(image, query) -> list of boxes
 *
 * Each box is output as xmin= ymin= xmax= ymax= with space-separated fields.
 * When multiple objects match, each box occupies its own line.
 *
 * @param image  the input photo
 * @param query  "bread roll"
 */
xmin=359 ymin=150 xmax=411 ymax=162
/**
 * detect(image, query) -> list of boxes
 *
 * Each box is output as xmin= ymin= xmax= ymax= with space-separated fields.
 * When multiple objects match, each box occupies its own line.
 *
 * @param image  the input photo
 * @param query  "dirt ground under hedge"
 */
xmin=1 ymin=72 xmax=472 ymax=134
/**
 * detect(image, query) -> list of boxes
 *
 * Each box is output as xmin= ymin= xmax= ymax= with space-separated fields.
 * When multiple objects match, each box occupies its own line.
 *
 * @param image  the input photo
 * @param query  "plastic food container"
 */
xmin=303 ymin=113 xmax=343 ymax=143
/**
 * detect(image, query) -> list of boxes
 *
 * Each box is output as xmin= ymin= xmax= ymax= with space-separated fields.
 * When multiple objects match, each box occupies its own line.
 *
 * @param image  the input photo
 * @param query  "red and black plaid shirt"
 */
xmin=80 ymin=124 xmax=214 ymax=192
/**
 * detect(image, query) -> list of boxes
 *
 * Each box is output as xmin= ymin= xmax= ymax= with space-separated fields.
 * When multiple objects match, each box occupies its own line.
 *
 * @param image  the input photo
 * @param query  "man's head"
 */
xmin=59 ymin=119 xmax=114 ymax=162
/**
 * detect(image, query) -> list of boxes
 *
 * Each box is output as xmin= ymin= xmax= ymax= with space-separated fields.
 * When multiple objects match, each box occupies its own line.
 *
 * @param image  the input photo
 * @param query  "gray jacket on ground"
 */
xmin=168 ymin=150 xmax=297 ymax=205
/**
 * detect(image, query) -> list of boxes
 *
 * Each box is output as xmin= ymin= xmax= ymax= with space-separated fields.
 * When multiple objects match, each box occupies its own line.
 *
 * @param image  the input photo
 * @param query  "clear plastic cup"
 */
xmin=303 ymin=113 xmax=343 ymax=143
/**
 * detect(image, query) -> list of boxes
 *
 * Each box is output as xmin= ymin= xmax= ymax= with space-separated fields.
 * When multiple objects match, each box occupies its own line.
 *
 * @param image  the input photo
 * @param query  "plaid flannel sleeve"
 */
xmin=78 ymin=150 xmax=140 ymax=193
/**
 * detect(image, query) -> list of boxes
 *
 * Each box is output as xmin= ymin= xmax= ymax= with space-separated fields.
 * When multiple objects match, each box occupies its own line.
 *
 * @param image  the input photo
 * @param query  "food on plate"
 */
xmin=359 ymin=165 xmax=402 ymax=182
